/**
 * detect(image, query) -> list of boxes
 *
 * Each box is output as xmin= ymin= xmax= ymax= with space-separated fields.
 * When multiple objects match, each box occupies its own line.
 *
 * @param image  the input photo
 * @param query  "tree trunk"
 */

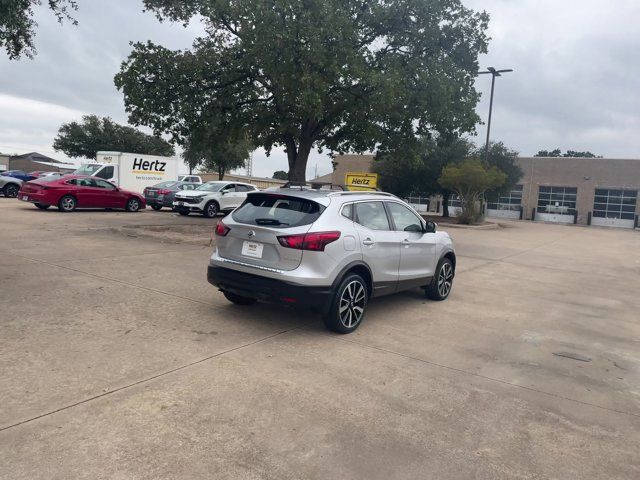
xmin=442 ymin=191 xmax=450 ymax=218
xmin=285 ymin=135 xmax=312 ymax=182
xmin=218 ymin=165 xmax=225 ymax=180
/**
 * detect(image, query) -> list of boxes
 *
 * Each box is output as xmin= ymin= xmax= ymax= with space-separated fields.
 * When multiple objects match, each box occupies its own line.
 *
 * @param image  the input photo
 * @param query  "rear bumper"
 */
xmin=207 ymin=266 xmax=334 ymax=313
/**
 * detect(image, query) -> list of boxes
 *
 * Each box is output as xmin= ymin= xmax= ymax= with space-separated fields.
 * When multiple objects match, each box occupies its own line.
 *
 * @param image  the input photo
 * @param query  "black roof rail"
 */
xmin=281 ymin=181 xmax=347 ymax=191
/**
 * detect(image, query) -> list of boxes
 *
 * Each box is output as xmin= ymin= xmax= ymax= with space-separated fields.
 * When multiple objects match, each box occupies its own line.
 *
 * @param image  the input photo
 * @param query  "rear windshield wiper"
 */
xmin=255 ymin=218 xmax=289 ymax=226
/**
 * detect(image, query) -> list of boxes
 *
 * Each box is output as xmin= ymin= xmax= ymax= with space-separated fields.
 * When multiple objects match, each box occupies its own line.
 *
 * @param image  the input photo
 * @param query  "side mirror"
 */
xmin=221 ymin=190 xmax=227 ymax=195
xmin=425 ymin=221 xmax=437 ymax=233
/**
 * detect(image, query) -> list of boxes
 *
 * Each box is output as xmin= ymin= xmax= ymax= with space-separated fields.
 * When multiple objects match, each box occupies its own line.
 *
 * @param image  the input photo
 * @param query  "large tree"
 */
xmin=183 ymin=126 xmax=252 ymax=180
xmin=53 ymin=115 xmax=175 ymax=159
xmin=115 ymin=0 xmax=489 ymax=181
xmin=1 ymin=0 xmax=78 ymax=59
xmin=373 ymin=135 xmax=472 ymax=216
xmin=473 ymin=142 xmax=522 ymax=200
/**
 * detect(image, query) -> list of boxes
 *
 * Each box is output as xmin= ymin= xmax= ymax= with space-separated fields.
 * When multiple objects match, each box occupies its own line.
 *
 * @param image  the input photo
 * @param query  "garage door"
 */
xmin=486 ymin=185 xmax=522 ymax=219
xmin=536 ymin=186 xmax=577 ymax=224
xmin=592 ymin=188 xmax=637 ymax=229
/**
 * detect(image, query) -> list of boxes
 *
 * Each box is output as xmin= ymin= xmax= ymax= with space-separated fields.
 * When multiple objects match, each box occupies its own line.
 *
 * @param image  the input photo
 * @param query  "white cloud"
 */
xmin=1 ymin=0 xmax=639 ymax=177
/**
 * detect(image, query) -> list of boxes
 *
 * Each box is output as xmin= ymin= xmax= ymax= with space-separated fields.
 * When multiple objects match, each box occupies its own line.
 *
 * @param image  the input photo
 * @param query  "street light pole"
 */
xmin=479 ymin=67 xmax=513 ymax=162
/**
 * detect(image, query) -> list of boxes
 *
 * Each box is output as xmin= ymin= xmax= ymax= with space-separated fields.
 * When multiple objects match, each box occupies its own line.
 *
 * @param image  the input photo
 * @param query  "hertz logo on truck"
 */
xmin=132 ymin=158 xmax=166 ymax=173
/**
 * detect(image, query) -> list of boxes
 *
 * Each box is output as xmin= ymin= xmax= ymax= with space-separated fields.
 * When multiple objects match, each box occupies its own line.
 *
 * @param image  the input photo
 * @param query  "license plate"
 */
xmin=242 ymin=241 xmax=264 ymax=259
xmin=21 ymin=195 xmax=29 ymax=201
xmin=148 ymin=191 xmax=156 ymax=196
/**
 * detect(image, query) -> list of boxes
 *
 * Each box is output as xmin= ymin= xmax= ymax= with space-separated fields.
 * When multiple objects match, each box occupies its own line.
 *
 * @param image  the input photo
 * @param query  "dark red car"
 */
xmin=18 ymin=175 xmax=146 ymax=212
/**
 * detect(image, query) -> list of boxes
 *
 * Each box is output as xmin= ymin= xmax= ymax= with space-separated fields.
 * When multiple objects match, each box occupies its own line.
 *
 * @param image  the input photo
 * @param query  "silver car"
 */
xmin=0 ymin=175 xmax=23 ymax=198
xmin=207 ymin=188 xmax=456 ymax=333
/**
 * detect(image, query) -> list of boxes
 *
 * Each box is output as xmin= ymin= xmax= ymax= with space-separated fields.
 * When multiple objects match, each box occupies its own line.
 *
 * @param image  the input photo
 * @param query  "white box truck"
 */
xmin=74 ymin=151 xmax=179 ymax=193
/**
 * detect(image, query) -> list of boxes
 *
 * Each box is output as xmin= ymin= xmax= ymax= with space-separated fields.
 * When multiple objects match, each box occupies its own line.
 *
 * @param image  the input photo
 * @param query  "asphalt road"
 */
xmin=1 ymin=199 xmax=639 ymax=479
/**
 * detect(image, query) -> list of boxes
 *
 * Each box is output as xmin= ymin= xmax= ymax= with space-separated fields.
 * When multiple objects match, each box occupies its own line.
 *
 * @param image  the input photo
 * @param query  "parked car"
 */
xmin=173 ymin=181 xmax=258 ymax=218
xmin=18 ymin=175 xmax=146 ymax=212
xmin=28 ymin=171 xmax=48 ymax=178
xmin=1 ymin=170 xmax=37 ymax=182
xmin=178 ymin=175 xmax=203 ymax=184
xmin=207 ymin=189 xmax=456 ymax=333
xmin=143 ymin=181 xmax=199 ymax=210
xmin=0 ymin=175 xmax=23 ymax=198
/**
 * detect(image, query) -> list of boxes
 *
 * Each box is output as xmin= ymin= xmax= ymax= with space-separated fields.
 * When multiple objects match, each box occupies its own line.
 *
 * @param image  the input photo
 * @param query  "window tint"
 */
xmin=222 ymin=184 xmax=236 ymax=192
xmin=76 ymin=178 xmax=98 ymax=187
xmin=94 ymin=179 xmax=116 ymax=190
xmin=232 ymin=193 xmax=325 ymax=228
xmin=235 ymin=184 xmax=250 ymax=192
xmin=387 ymin=202 xmax=423 ymax=232
xmin=341 ymin=203 xmax=353 ymax=220
xmin=95 ymin=166 xmax=114 ymax=180
xmin=354 ymin=202 xmax=390 ymax=230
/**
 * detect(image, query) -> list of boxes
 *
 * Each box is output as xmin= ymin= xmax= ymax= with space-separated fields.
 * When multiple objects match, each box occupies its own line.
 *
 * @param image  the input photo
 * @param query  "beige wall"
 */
xmin=199 ymin=172 xmax=287 ymax=190
xmin=517 ymin=157 xmax=640 ymax=225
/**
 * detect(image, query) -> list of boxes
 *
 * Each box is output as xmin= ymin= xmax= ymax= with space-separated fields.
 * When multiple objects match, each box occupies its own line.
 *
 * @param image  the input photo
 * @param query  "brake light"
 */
xmin=215 ymin=221 xmax=231 ymax=236
xmin=277 ymin=231 xmax=340 ymax=251
xmin=157 ymin=189 xmax=172 ymax=195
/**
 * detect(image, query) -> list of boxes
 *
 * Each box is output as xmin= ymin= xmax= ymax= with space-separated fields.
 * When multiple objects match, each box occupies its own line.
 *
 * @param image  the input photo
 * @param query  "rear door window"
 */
xmin=354 ymin=202 xmax=390 ymax=230
xmin=232 ymin=193 xmax=325 ymax=228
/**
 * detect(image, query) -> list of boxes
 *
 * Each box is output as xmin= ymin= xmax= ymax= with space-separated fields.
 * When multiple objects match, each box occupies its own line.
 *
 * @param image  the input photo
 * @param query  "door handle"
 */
xmin=362 ymin=238 xmax=375 ymax=246
xmin=402 ymin=239 xmax=411 ymax=247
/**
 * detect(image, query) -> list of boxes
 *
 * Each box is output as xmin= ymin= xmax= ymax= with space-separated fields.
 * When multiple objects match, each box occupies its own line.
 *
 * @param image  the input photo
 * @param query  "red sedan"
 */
xmin=18 ymin=175 xmax=146 ymax=212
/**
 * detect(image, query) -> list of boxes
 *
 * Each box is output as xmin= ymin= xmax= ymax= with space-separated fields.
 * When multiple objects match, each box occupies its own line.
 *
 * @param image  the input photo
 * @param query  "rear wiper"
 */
xmin=255 ymin=218 xmax=289 ymax=226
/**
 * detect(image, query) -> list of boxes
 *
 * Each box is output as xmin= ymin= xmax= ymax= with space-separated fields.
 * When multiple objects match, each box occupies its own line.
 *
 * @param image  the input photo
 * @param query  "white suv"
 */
xmin=173 ymin=181 xmax=258 ymax=217
xmin=207 ymin=188 xmax=456 ymax=333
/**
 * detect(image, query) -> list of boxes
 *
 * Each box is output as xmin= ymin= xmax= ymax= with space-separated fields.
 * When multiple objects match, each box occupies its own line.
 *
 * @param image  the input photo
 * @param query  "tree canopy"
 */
xmin=534 ymin=149 xmax=601 ymax=158
xmin=53 ymin=115 xmax=175 ymax=159
xmin=439 ymin=158 xmax=506 ymax=224
xmin=115 ymin=0 xmax=489 ymax=181
xmin=272 ymin=170 xmax=288 ymax=181
xmin=473 ymin=142 xmax=522 ymax=199
xmin=1 ymin=0 xmax=78 ymax=59
xmin=183 ymin=126 xmax=252 ymax=180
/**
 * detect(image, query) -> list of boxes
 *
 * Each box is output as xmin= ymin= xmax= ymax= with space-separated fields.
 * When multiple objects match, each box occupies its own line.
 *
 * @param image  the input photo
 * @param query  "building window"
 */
xmin=593 ymin=189 xmax=637 ymax=220
xmin=449 ymin=195 xmax=462 ymax=208
xmin=537 ymin=186 xmax=577 ymax=214
xmin=487 ymin=185 xmax=523 ymax=211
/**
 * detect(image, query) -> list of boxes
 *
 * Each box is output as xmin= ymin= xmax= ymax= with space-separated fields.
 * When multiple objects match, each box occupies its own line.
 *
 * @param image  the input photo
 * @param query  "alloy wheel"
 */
xmin=128 ymin=199 xmax=140 ymax=212
xmin=61 ymin=197 xmax=75 ymax=211
xmin=437 ymin=262 xmax=453 ymax=297
xmin=339 ymin=280 xmax=366 ymax=328
xmin=5 ymin=185 xmax=19 ymax=198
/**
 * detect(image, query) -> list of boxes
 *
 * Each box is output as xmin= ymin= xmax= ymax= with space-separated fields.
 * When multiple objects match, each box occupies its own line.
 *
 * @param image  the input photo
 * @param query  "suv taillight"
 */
xmin=157 ymin=189 xmax=171 ymax=194
xmin=277 ymin=231 xmax=340 ymax=251
xmin=215 ymin=221 xmax=231 ymax=236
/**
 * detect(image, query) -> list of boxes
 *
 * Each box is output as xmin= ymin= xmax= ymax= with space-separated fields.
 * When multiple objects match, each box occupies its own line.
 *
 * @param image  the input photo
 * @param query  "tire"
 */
xmin=178 ymin=211 xmax=189 ymax=216
xmin=3 ymin=183 xmax=19 ymax=198
xmin=223 ymin=290 xmax=257 ymax=306
xmin=125 ymin=197 xmax=140 ymax=212
xmin=58 ymin=195 xmax=77 ymax=212
xmin=323 ymin=273 xmax=368 ymax=334
xmin=151 ymin=205 xmax=162 ymax=211
xmin=35 ymin=203 xmax=50 ymax=210
xmin=425 ymin=257 xmax=454 ymax=301
xmin=203 ymin=201 xmax=219 ymax=218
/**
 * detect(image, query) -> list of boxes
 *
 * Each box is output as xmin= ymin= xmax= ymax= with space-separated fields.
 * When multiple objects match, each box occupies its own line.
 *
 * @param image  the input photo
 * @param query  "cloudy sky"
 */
xmin=1 ymin=0 xmax=639 ymax=177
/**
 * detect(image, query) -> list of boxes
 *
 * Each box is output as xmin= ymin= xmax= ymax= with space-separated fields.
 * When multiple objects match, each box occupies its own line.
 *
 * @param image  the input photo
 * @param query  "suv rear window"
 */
xmin=232 ymin=193 xmax=325 ymax=228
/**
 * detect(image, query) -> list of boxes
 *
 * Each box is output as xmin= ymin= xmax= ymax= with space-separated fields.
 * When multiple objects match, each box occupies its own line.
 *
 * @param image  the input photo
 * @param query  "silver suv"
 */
xmin=207 ymin=188 xmax=456 ymax=333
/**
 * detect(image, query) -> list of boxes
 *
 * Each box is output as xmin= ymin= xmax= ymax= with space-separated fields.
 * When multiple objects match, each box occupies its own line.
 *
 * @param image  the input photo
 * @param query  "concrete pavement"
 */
xmin=1 ymin=199 xmax=639 ymax=479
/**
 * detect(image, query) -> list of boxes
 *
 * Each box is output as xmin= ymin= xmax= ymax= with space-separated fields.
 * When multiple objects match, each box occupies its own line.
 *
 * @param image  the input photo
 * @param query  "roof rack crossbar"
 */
xmin=326 ymin=191 xmax=396 ymax=197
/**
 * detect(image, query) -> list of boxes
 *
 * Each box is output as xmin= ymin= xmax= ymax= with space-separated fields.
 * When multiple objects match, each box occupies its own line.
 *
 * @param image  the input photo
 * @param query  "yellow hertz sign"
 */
xmin=345 ymin=172 xmax=378 ymax=191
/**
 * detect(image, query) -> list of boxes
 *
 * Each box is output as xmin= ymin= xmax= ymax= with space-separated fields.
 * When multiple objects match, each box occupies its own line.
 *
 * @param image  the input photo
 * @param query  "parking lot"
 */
xmin=1 ymin=199 xmax=639 ymax=479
